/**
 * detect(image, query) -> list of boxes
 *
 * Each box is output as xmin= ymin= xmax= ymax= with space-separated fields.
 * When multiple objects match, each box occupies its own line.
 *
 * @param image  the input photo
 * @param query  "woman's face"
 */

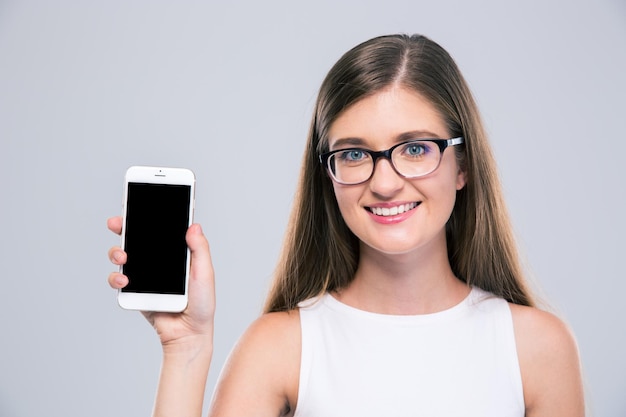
xmin=327 ymin=86 xmax=466 ymax=256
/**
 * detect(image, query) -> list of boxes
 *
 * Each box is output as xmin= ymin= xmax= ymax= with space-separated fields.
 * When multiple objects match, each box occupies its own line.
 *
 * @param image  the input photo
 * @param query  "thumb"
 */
xmin=185 ymin=223 xmax=216 ymax=321
xmin=186 ymin=224 xmax=213 ymax=281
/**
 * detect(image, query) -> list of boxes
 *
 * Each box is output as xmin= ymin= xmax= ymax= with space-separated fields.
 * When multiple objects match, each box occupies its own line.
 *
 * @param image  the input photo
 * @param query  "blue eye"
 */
xmin=339 ymin=150 xmax=367 ymax=162
xmin=404 ymin=143 xmax=426 ymax=156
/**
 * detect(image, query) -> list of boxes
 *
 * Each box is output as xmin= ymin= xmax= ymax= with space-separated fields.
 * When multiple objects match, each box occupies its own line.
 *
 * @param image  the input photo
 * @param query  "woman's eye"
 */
xmin=340 ymin=150 xmax=367 ymax=161
xmin=404 ymin=143 xmax=426 ymax=156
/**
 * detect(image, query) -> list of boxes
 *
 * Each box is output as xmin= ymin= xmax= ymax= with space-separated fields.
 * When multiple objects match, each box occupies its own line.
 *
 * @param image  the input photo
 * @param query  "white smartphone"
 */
xmin=118 ymin=166 xmax=195 ymax=312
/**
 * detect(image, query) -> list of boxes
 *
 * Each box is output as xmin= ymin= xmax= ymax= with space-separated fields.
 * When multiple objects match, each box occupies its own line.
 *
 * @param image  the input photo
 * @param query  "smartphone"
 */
xmin=118 ymin=166 xmax=195 ymax=312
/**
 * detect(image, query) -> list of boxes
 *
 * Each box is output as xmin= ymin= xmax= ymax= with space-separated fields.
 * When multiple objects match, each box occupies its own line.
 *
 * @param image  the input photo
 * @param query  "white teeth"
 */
xmin=370 ymin=203 xmax=417 ymax=217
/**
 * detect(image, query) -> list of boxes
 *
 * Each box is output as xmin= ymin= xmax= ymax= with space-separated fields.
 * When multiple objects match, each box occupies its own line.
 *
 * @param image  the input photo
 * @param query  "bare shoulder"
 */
xmin=245 ymin=309 xmax=302 ymax=343
xmin=509 ymin=304 xmax=577 ymax=355
xmin=509 ymin=304 xmax=585 ymax=417
xmin=208 ymin=310 xmax=301 ymax=417
xmin=228 ymin=310 xmax=301 ymax=371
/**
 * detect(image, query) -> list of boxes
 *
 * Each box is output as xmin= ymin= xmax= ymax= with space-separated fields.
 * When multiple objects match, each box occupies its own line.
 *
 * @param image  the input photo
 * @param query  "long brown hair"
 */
xmin=264 ymin=34 xmax=534 ymax=313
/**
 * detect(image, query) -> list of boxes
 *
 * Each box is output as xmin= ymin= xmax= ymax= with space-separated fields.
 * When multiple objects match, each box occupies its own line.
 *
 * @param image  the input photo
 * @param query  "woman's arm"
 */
xmin=153 ymin=335 xmax=213 ymax=417
xmin=510 ymin=304 xmax=585 ymax=417
xmin=109 ymin=219 xmax=216 ymax=416
xmin=208 ymin=311 xmax=301 ymax=417
xmin=108 ymin=218 xmax=299 ymax=417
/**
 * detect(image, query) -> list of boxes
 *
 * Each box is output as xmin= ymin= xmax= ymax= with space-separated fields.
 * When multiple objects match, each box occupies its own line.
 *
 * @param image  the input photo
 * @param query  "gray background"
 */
xmin=1 ymin=0 xmax=624 ymax=416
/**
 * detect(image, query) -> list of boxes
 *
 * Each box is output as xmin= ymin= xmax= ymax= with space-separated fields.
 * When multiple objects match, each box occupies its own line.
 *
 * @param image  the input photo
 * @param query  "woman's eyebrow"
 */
xmin=330 ymin=137 xmax=367 ymax=150
xmin=330 ymin=130 xmax=443 ymax=150
xmin=396 ymin=130 xmax=442 ymax=141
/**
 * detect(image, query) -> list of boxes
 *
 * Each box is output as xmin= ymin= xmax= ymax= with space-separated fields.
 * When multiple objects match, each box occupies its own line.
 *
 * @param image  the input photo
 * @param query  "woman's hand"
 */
xmin=107 ymin=216 xmax=216 ymax=349
xmin=108 ymin=216 xmax=215 ymax=416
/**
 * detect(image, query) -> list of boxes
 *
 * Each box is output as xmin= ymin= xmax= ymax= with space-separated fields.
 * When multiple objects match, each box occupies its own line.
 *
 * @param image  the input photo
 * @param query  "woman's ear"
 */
xmin=456 ymin=168 xmax=467 ymax=190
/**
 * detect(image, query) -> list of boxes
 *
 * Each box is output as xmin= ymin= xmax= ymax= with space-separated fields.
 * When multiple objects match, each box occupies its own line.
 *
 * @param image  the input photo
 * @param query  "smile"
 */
xmin=367 ymin=202 xmax=419 ymax=217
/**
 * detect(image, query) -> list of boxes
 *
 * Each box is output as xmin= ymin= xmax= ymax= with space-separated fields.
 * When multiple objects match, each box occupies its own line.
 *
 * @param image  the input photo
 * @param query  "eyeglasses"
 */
xmin=319 ymin=137 xmax=464 ymax=185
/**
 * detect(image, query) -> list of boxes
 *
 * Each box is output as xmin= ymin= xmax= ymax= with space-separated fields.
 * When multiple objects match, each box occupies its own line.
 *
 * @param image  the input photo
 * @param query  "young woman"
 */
xmin=108 ymin=34 xmax=584 ymax=416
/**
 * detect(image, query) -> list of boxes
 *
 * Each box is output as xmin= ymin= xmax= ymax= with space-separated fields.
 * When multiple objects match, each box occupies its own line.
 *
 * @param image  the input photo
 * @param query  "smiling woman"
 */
xmin=267 ymin=35 xmax=529 ymax=312
xmin=323 ymin=87 xmax=467 ymax=258
xmin=107 ymin=34 xmax=585 ymax=417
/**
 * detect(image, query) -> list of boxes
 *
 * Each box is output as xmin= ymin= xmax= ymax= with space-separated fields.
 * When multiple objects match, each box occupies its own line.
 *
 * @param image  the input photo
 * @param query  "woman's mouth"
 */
xmin=367 ymin=202 xmax=419 ymax=217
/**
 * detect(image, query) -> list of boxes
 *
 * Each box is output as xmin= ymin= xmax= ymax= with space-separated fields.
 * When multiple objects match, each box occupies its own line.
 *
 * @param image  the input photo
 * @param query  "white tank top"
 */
xmin=294 ymin=287 xmax=525 ymax=416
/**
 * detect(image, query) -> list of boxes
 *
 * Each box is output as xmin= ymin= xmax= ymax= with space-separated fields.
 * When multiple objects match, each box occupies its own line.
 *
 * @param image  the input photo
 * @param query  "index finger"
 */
xmin=107 ymin=216 xmax=123 ymax=235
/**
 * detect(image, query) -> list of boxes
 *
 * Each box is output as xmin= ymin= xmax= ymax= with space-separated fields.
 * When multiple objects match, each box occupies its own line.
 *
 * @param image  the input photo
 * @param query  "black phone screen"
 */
xmin=122 ymin=182 xmax=191 ymax=295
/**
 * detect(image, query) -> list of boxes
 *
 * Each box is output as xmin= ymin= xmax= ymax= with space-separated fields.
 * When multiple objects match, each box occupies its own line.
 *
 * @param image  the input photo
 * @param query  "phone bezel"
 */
xmin=117 ymin=166 xmax=195 ymax=312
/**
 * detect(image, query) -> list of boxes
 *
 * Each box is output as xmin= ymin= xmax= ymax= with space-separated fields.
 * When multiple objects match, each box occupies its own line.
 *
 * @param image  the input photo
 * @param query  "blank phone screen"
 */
xmin=122 ymin=182 xmax=191 ymax=295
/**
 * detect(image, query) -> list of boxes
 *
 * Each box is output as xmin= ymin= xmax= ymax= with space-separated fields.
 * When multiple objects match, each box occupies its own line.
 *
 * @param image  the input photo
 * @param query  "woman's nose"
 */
xmin=368 ymin=158 xmax=404 ymax=197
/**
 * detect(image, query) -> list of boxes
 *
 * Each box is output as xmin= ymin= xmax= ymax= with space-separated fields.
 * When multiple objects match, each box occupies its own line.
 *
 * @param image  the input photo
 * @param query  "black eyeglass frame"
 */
xmin=319 ymin=137 xmax=465 ymax=185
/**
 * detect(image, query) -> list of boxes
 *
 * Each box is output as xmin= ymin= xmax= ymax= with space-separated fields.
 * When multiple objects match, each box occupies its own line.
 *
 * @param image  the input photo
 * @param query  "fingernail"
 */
xmin=115 ymin=275 xmax=126 ymax=286
xmin=113 ymin=251 xmax=122 ymax=262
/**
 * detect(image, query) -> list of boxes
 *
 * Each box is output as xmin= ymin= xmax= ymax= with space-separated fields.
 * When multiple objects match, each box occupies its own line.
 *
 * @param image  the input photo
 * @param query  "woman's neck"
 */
xmin=334 ymin=239 xmax=470 ymax=315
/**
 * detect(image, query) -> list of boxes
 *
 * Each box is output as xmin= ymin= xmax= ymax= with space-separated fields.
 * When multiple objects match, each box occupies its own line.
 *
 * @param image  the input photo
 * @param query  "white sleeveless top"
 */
xmin=294 ymin=287 xmax=525 ymax=416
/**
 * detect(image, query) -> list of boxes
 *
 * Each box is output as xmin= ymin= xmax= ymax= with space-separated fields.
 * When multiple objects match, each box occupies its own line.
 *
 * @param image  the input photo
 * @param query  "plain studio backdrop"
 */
xmin=0 ymin=1 xmax=624 ymax=416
